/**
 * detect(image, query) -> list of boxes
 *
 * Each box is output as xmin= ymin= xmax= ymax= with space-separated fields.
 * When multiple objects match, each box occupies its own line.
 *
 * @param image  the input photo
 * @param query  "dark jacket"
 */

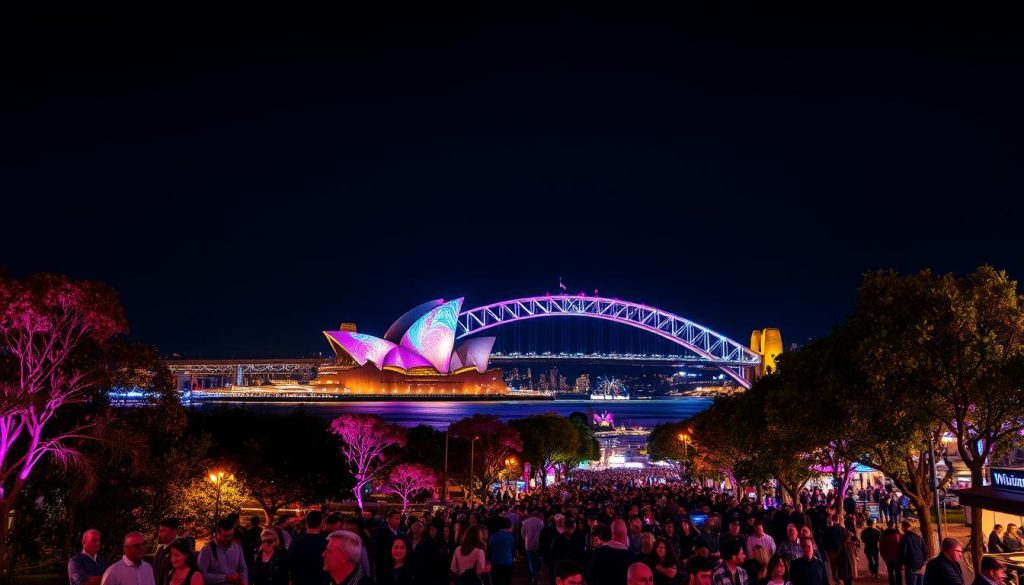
xmin=289 ymin=532 xmax=329 ymax=585
xmin=861 ymin=527 xmax=881 ymax=554
xmin=988 ymin=532 xmax=1006 ymax=554
xmin=153 ymin=545 xmax=173 ymax=585
xmin=923 ymin=554 xmax=964 ymax=585
xmin=898 ymin=531 xmax=926 ymax=572
xmin=880 ymin=530 xmax=902 ymax=564
xmin=586 ymin=542 xmax=635 ymax=585
xmin=252 ymin=549 xmax=290 ymax=585
xmin=790 ymin=557 xmax=830 ymax=585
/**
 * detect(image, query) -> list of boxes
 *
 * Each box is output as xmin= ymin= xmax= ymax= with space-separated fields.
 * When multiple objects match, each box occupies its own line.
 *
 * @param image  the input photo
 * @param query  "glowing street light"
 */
xmin=677 ymin=433 xmax=690 ymax=460
xmin=208 ymin=470 xmax=230 ymax=530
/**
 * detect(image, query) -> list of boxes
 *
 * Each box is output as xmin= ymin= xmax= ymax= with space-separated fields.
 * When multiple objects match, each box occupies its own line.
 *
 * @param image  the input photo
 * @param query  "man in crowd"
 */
xmin=745 ymin=519 xmax=776 ymax=558
xmin=69 ymin=529 xmax=108 ymax=585
xmin=522 ymin=509 xmax=545 ymax=585
xmin=898 ymin=520 xmax=926 ymax=585
xmin=199 ymin=517 xmax=249 ymax=585
xmin=291 ymin=511 xmax=329 ymax=585
xmin=790 ymin=536 xmax=830 ymax=585
xmin=988 ymin=525 xmax=1006 ymax=554
xmin=880 ymin=521 xmax=903 ymax=585
xmin=972 ymin=555 xmax=1008 ymax=585
xmin=687 ymin=556 xmax=715 ymax=585
xmin=779 ymin=524 xmax=803 ymax=562
xmin=554 ymin=560 xmax=585 ymax=585
xmin=153 ymin=518 xmax=181 ymax=583
xmin=323 ymin=531 xmax=372 ymax=585
xmin=371 ymin=509 xmax=402 ymax=582
xmin=489 ymin=517 xmax=516 ymax=585
xmin=587 ymin=519 xmax=635 ymax=585
xmin=1003 ymin=524 xmax=1023 ymax=553
xmin=627 ymin=562 xmax=656 ymax=585
xmin=861 ymin=518 xmax=882 ymax=580
xmin=100 ymin=532 xmax=156 ymax=585
xmin=711 ymin=541 xmax=748 ymax=585
xmin=821 ymin=515 xmax=849 ymax=583
xmin=924 ymin=538 xmax=964 ymax=585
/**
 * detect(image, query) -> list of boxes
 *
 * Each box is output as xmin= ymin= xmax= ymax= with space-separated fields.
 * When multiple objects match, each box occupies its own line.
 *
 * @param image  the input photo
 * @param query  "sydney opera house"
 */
xmin=309 ymin=298 xmax=512 ymax=396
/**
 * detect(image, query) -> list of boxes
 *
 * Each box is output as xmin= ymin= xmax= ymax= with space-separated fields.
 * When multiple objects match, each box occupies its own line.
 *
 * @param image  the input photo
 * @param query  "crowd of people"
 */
xmin=67 ymin=470 xmax=998 ymax=585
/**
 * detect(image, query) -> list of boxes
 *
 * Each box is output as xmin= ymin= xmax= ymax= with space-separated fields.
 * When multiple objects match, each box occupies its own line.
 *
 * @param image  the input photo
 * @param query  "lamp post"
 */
xmin=504 ymin=456 xmax=518 ymax=496
xmin=209 ymin=470 xmax=226 ymax=530
xmin=470 ymin=435 xmax=479 ymax=506
xmin=677 ymin=432 xmax=690 ymax=477
xmin=442 ymin=429 xmax=449 ymax=505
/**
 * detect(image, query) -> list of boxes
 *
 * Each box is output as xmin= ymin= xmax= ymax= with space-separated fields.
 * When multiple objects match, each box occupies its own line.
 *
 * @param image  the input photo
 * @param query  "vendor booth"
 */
xmin=956 ymin=467 xmax=1024 ymax=537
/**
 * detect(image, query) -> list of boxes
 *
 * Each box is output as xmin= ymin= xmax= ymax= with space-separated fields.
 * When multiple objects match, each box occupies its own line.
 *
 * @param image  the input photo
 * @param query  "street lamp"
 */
xmin=209 ymin=470 xmax=228 ymax=530
xmin=677 ymin=433 xmax=690 ymax=459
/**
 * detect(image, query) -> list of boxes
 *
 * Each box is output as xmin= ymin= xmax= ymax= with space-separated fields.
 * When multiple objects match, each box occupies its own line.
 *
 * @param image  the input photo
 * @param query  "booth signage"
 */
xmin=990 ymin=467 xmax=1024 ymax=493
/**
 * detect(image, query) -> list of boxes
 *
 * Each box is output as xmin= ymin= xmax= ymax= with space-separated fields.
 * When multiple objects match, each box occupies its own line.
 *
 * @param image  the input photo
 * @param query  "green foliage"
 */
xmin=510 ymin=413 xmax=579 ymax=487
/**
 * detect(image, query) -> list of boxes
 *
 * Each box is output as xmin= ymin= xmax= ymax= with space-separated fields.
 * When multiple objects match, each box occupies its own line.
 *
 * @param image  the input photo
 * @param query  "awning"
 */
xmin=956 ymin=486 xmax=1024 ymax=516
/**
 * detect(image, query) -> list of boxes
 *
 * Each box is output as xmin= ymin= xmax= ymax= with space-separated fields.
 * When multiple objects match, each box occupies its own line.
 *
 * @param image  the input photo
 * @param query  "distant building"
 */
xmin=574 ymin=374 xmax=590 ymax=394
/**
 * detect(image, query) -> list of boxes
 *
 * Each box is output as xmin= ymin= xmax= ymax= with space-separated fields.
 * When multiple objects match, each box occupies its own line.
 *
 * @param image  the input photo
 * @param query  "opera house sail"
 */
xmin=311 ymin=298 xmax=511 ymax=397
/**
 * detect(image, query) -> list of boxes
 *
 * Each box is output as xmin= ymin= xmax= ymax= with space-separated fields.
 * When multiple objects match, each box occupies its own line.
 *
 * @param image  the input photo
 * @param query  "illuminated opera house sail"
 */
xmin=311 ymin=298 xmax=510 ymax=396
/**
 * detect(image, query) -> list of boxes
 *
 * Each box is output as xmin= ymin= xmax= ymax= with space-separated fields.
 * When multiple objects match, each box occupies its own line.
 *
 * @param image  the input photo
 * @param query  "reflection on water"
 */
xmin=191 ymin=397 xmax=713 ymax=429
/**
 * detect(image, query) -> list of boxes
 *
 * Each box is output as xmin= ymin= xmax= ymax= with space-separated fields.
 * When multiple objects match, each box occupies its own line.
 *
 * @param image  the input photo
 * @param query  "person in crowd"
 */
xmin=988 ymin=525 xmax=1006 ymax=554
xmin=744 ymin=545 xmax=770 ymax=584
xmin=242 ymin=518 xmax=263 ymax=563
xmin=166 ymin=538 xmax=205 ymax=585
xmin=522 ymin=509 xmax=545 ymax=585
xmin=450 ymin=525 xmax=489 ymax=582
xmin=290 ymin=511 xmax=328 ymax=585
xmin=898 ymin=520 xmax=926 ymax=585
xmin=275 ymin=516 xmax=294 ymax=550
xmin=154 ymin=519 xmax=182 ymax=585
xmin=1003 ymin=524 xmax=1023 ymax=553
xmin=762 ymin=554 xmax=791 ymax=585
xmin=647 ymin=537 xmax=680 ymax=585
xmin=972 ymin=555 xmax=1008 ymax=585
xmin=834 ymin=531 xmax=857 ymax=585
xmin=323 ymin=531 xmax=372 ymax=585
xmin=880 ymin=521 xmax=903 ymax=585
xmin=720 ymin=520 xmax=746 ymax=560
xmin=408 ymin=521 xmax=440 ymax=585
xmin=587 ymin=519 xmax=636 ymax=585
xmin=488 ymin=517 xmax=516 ymax=585
xmin=198 ymin=517 xmax=249 ymax=585
xmin=381 ymin=534 xmax=415 ymax=585
xmin=101 ymin=532 xmax=157 ymax=585
xmin=924 ymin=538 xmax=964 ymax=585
xmin=372 ymin=510 xmax=404 ymax=583
xmin=549 ymin=516 xmax=587 ymax=574
xmin=628 ymin=562 xmax=656 ymax=585
xmin=861 ymin=518 xmax=881 ymax=579
xmin=339 ymin=517 xmax=373 ymax=580
xmin=688 ymin=556 xmax=715 ymax=585
xmin=778 ymin=525 xmax=802 ymax=562
xmin=789 ymin=537 xmax=829 ymax=585
xmin=746 ymin=520 xmax=776 ymax=559
xmin=711 ymin=540 xmax=749 ymax=585
xmin=640 ymin=532 xmax=658 ymax=559
xmin=325 ymin=514 xmax=344 ymax=535
xmin=251 ymin=529 xmax=288 ymax=585
xmin=554 ymin=560 xmax=586 ymax=585
xmin=70 ymin=529 xmax=109 ymax=585
xmin=820 ymin=515 xmax=848 ymax=584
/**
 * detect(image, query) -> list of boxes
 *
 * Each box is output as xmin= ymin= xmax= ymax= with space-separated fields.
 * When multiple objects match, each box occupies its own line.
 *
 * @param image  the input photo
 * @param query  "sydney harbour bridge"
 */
xmin=164 ymin=294 xmax=781 ymax=391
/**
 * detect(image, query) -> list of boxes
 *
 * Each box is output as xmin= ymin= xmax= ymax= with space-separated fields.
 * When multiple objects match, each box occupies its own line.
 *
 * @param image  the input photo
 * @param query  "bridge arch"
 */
xmin=456 ymin=295 xmax=761 ymax=388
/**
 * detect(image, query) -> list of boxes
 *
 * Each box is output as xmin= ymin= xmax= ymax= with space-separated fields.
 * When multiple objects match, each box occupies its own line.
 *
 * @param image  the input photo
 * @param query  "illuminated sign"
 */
xmin=991 ymin=467 xmax=1024 ymax=493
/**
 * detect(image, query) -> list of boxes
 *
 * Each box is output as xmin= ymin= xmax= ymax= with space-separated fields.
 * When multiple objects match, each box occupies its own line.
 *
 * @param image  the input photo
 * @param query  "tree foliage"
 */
xmin=385 ymin=463 xmax=436 ymax=513
xmin=330 ymin=414 xmax=406 ymax=508
xmin=510 ymin=413 xmax=578 ymax=487
xmin=449 ymin=415 xmax=522 ymax=503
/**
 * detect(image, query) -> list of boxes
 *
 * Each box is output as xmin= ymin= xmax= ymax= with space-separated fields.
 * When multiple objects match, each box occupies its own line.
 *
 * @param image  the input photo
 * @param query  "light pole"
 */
xmin=470 ymin=435 xmax=479 ymax=506
xmin=442 ymin=429 xmax=449 ymax=505
xmin=677 ymin=432 xmax=690 ymax=476
xmin=209 ymin=470 xmax=226 ymax=530
xmin=504 ymin=456 xmax=518 ymax=496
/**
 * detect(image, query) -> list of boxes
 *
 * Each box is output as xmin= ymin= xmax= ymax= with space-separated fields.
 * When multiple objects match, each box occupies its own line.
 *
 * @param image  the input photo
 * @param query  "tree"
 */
xmin=510 ymin=414 xmax=578 ymax=488
xmin=448 ymin=415 xmax=522 ymax=503
xmin=385 ymin=463 xmax=436 ymax=513
xmin=565 ymin=412 xmax=601 ymax=471
xmin=330 ymin=414 xmax=407 ymax=508
xmin=0 ymin=274 xmax=126 ymax=568
xmin=647 ymin=422 xmax=691 ymax=474
xmin=854 ymin=266 xmax=1024 ymax=566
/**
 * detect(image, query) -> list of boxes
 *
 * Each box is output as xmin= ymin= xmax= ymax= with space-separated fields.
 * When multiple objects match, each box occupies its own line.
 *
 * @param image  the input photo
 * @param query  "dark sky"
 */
xmin=3 ymin=7 xmax=1022 ymax=358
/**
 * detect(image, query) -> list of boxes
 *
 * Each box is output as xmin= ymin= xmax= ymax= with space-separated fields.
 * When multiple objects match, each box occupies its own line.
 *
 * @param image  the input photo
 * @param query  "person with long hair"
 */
xmin=383 ymin=534 xmax=416 ymax=585
xmin=165 ymin=539 xmax=204 ymax=585
xmin=762 ymin=554 xmax=792 ymax=585
xmin=646 ymin=537 xmax=679 ymax=585
xmin=745 ymin=545 xmax=771 ymax=583
xmin=250 ymin=529 xmax=289 ymax=585
xmin=450 ymin=526 xmax=489 ymax=583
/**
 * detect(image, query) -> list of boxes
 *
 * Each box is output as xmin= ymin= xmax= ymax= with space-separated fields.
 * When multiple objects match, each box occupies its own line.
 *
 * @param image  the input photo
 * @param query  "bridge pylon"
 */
xmin=750 ymin=328 xmax=783 ymax=379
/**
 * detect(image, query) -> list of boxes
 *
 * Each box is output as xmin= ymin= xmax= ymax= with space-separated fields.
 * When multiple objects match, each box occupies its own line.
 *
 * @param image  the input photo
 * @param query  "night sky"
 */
xmin=4 ymin=8 xmax=1022 ymax=358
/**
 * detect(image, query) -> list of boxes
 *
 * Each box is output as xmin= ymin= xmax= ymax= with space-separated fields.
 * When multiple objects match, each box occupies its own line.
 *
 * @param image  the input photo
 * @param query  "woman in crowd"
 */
xmin=761 ymin=554 xmax=791 ymax=585
xmin=384 ymin=534 xmax=416 ymax=585
xmin=744 ymin=545 xmax=770 ymax=583
xmin=450 ymin=525 xmax=489 ymax=583
xmin=165 ymin=538 xmax=204 ymax=585
xmin=647 ymin=537 xmax=680 ymax=585
xmin=250 ymin=528 xmax=289 ymax=585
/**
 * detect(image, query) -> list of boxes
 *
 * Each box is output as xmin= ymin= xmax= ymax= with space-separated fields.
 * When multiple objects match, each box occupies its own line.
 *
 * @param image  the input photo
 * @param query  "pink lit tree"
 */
xmin=385 ymin=463 xmax=436 ymax=514
xmin=329 ymin=414 xmax=407 ymax=508
xmin=449 ymin=415 xmax=522 ymax=502
xmin=0 ymin=274 xmax=126 ymax=564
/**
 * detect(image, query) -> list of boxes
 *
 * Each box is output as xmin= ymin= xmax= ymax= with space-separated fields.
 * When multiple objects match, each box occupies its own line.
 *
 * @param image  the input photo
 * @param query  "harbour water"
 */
xmin=190 ymin=396 xmax=713 ymax=429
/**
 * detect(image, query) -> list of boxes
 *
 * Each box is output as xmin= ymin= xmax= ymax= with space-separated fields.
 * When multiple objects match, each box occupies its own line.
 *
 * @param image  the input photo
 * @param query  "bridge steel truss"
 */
xmin=456 ymin=295 xmax=762 ymax=388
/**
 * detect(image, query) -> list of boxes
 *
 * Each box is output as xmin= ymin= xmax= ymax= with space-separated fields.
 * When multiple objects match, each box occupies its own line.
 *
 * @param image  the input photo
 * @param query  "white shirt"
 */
xmin=101 ymin=556 xmax=156 ymax=585
xmin=746 ymin=533 xmax=777 ymax=557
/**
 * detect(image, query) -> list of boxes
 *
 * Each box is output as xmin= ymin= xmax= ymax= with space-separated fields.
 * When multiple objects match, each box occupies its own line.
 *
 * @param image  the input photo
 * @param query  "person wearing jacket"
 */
xmin=880 ymin=521 xmax=903 ymax=585
xmin=898 ymin=521 xmax=926 ymax=585
xmin=923 ymin=538 xmax=964 ymax=585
